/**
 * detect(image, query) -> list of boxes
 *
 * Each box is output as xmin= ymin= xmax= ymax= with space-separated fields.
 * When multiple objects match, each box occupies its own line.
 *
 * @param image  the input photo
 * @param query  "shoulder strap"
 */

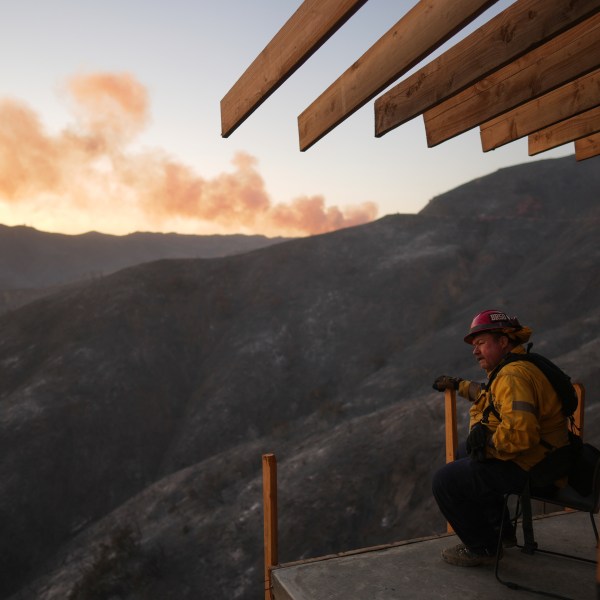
xmin=482 ymin=353 xmax=517 ymax=392
xmin=482 ymin=402 xmax=501 ymax=424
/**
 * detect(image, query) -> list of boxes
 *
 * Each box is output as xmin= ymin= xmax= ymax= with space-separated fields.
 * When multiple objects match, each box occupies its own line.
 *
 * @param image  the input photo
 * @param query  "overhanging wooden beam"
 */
xmin=423 ymin=13 xmax=600 ymax=147
xmin=374 ymin=0 xmax=600 ymax=138
xmin=220 ymin=0 xmax=367 ymax=138
xmin=480 ymin=68 xmax=600 ymax=151
xmin=297 ymin=0 xmax=499 ymax=151
xmin=576 ymin=133 xmax=600 ymax=160
xmin=528 ymin=105 xmax=600 ymax=156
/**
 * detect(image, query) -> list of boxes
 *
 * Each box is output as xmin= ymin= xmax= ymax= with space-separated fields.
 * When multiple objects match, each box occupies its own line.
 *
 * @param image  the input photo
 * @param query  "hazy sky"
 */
xmin=0 ymin=0 xmax=573 ymax=237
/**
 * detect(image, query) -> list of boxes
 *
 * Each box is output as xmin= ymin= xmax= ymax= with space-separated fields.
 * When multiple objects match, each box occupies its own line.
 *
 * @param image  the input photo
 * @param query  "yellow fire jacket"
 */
xmin=457 ymin=345 xmax=569 ymax=471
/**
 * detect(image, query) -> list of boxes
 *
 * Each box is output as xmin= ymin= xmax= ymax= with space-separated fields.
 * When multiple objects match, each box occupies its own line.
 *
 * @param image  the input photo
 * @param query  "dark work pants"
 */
xmin=432 ymin=454 xmax=528 ymax=553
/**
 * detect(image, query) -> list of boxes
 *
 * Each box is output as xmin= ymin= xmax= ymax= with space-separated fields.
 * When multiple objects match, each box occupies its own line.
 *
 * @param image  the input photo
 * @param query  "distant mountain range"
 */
xmin=1 ymin=155 xmax=599 ymax=599
xmin=0 ymin=226 xmax=287 ymax=313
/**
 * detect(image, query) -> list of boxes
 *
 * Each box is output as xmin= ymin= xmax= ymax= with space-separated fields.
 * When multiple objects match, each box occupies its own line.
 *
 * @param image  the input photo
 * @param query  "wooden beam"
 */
xmin=528 ymin=105 xmax=600 ymax=156
xmin=424 ymin=13 xmax=600 ymax=147
xmin=298 ymin=0 xmax=499 ymax=151
xmin=220 ymin=0 xmax=367 ymax=138
xmin=576 ymin=132 xmax=600 ymax=160
xmin=484 ymin=68 xmax=600 ymax=149
xmin=374 ymin=0 xmax=600 ymax=138
xmin=480 ymin=68 xmax=600 ymax=151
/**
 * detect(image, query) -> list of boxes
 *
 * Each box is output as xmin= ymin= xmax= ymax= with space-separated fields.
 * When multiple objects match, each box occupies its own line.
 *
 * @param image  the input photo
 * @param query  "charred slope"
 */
xmin=1 ymin=155 xmax=599 ymax=599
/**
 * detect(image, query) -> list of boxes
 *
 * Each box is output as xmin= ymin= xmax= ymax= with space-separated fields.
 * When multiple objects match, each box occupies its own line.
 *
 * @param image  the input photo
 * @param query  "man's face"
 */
xmin=471 ymin=332 xmax=510 ymax=371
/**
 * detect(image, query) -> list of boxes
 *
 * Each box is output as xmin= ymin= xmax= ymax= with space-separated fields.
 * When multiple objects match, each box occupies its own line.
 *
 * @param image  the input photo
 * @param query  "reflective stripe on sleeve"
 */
xmin=512 ymin=400 xmax=536 ymax=414
xmin=468 ymin=381 xmax=482 ymax=402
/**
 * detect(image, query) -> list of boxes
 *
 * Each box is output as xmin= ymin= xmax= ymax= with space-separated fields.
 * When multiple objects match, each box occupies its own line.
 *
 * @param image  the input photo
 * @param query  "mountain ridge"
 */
xmin=0 ymin=225 xmax=287 ymax=313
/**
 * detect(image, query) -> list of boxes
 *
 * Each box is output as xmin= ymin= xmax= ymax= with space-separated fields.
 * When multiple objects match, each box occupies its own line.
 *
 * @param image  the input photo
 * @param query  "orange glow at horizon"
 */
xmin=0 ymin=72 xmax=378 ymax=237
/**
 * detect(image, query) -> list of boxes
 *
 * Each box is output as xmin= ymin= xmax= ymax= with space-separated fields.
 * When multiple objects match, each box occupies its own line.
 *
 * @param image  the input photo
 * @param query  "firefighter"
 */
xmin=431 ymin=310 xmax=570 ymax=567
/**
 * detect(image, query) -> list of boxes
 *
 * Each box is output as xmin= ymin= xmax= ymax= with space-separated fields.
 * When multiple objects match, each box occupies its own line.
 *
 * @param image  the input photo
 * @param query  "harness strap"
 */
xmin=482 ymin=402 xmax=501 ymax=424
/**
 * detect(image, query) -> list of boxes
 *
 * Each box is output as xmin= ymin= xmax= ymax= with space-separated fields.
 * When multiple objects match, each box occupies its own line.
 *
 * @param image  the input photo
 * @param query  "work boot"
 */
xmin=441 ymin=543 xmax=500 ymax=567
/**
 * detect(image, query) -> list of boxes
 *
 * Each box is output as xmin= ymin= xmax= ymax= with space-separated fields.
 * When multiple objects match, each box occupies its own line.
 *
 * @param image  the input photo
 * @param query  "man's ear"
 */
xmin=499 ymin=335 xmax=512 ymax=351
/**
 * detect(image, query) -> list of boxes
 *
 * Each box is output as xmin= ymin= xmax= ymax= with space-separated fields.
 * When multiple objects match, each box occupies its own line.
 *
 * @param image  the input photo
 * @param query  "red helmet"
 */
xmin=464 ymin=309 xmax=523 ymax=344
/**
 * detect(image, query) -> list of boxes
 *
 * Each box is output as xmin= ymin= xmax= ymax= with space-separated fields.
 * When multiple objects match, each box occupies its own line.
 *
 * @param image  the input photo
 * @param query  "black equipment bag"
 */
xmin=568 ymin=437 xmax=600 ymax=497
xmin=528 ymin=443 xmax=574 ymax=489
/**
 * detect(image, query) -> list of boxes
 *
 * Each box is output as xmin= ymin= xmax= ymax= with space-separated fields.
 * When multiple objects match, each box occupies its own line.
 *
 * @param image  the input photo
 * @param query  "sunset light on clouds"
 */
xmin=1 ymin=1 xmax=574 ymax=239
xmin=0 ymin=72 xmax=377 ymax=236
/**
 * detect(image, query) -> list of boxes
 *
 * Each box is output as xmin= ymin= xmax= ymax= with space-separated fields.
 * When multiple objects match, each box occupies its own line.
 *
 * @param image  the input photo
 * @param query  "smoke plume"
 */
xmin=0 ymin=72 xmax=377 ymax=236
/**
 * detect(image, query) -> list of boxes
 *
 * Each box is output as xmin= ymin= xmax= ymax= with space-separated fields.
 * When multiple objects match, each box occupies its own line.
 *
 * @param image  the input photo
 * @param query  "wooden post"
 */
xmin=573 ymin=383 xmax=585 ymax=439
xmin=262 ymin=453 xmax=278 ymax=600
xmin=564 ymin=383 xmax=585 ymax=515
xmin=444 ymin=388 xmax=458 ymax=533
xmin=445 ymin=388 xmax=458 ymax=464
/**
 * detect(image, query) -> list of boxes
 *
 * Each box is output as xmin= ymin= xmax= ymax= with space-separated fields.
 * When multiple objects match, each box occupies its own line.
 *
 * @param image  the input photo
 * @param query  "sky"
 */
xmin=0 ymin=0 xmax=574 ymax=238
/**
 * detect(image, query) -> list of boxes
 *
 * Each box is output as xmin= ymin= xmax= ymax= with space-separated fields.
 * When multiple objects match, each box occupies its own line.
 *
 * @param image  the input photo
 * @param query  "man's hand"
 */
xmin=432 ymin=375 xmax=463 ymax=392
xmin=466 ymin=422 xmax=489 ymax=462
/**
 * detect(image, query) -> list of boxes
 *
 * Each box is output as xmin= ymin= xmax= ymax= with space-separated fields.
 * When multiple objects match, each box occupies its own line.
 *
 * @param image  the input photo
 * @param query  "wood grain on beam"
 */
xmin=424 ymin=14 xmax=600 ymax=147
xmin=480 ymin=68 xmax=600 ymax=151
xmin=528 ymin=105 xmax=600 ymax=156
xmin=297 ymin=0 xmax=498 ymax=151
xmin=576 ymin=133 xmax=600 ymax=160
xmin=374 ymin=0 xmax=600 ymax=137
xmin=220 ymin=0 xmax=367 ymax=138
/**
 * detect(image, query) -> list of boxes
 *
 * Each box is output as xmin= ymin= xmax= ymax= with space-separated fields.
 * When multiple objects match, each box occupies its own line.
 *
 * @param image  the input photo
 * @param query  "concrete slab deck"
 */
xmin=272 ymin=511 xmax=597 ymax=600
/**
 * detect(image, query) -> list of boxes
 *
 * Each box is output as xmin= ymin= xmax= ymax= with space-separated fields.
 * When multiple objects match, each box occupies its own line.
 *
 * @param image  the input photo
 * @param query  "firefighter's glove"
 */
xmin=432 ymin=375 xmax=462 ymax=392
xmin=466 ymin=423 xmax=489 ymax=462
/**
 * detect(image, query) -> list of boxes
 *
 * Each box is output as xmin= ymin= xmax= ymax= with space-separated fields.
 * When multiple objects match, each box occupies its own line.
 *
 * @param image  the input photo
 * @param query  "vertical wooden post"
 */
xmin=262 ymin=453 xmax=278 ymax=600
xmin=565 ymin=383 xmax=586 ymax=515
xmin=444 ymin=388 xmax=458 ymax=464
xmin=573 ymin=382 xmax=585 ymax=440
xmin=444 ymin=388 xmax=458 ymax=533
